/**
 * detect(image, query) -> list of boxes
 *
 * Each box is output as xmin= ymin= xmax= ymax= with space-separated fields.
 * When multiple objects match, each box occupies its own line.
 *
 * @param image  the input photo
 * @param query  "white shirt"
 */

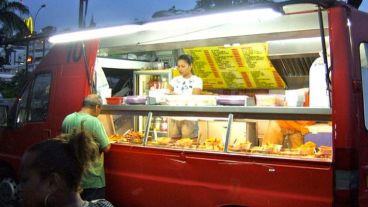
xmin=170 ymin=75 xmax=203 ymax=95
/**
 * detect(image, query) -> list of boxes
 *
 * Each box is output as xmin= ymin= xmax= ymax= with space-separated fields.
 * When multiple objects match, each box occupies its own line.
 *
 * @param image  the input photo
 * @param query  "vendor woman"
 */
xmin=168 ymin=54 xmax=203 ymax=95
xmin=167 ymin=54 xmax=203 ymax=139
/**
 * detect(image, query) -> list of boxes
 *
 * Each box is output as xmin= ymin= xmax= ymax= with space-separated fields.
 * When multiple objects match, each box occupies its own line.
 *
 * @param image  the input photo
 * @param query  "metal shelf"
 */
xmin=133 ymin=69 xmax=172 ymax=75
xmin=102 ymin=105 xmax=331 ymax=121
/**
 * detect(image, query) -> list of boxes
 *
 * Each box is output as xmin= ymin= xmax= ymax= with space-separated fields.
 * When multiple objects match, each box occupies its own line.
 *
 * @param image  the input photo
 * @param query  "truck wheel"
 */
xmin=0 ymin=167 xmax=19 ymax=207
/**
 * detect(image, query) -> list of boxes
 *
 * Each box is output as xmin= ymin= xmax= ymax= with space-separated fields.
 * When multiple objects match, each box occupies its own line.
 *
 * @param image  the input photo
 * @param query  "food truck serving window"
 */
xmin=360 ymin=43 xmax=368 ymax=130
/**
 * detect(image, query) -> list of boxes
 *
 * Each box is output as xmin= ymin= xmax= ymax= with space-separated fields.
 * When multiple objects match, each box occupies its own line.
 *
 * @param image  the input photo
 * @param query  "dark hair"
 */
xmin=26 ymin=132 xmax=99 ymax=192
xmin=83 ymin=94 xmax=103 ymax=107
xmin=177 ymin=54 xmax=193 ymax=65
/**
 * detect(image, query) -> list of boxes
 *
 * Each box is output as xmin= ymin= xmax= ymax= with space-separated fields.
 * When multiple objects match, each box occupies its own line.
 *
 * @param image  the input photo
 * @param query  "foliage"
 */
xmin=0 ymin=1 xmax=30 ymax=97
xmin=40 ymin=25 xmax=56 ymax=35
xmin=195 ymin=0 xmax=273 ymax=10
xmin=152 ymin=0 xmax=274 ymax=18
xmin=0 ymin=0 xmax=30 ymax=41
xmin=0 ymin=69 xmax=28 ymax=98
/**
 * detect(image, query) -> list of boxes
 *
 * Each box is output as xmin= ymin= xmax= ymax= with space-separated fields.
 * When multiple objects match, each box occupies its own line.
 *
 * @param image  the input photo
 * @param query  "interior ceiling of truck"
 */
xmin=98 ymin=3 xmax=328 ymax=89
xmin=99 ymin=3 xmax=325 ymax=51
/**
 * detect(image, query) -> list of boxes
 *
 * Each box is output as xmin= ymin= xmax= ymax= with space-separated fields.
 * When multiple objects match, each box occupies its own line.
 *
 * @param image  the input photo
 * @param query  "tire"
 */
xmin=0 ymin=166 xmax=19 ymax=207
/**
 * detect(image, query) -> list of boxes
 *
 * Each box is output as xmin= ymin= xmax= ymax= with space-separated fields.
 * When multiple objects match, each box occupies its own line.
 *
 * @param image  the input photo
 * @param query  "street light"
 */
xmin=34 ymin=4 xmax=46 ymax=34
xmin=26 ymin=4 xmax=46 ymax=75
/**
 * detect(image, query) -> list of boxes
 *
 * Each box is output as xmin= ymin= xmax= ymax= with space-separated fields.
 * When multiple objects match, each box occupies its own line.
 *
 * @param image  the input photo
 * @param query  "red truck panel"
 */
xmin=105 ymin=145 xmax=333 ymax=207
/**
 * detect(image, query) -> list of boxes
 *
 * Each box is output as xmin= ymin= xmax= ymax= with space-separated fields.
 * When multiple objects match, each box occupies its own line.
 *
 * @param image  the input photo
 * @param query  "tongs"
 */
xmin=233 ymin=138 xmax=238 ymax=145
xmin=123 ymin=129 xmax=132 ymax=136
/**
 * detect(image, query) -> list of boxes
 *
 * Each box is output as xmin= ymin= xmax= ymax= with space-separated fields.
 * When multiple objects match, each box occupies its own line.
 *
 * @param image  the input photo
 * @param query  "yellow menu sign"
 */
xmin=184 ymin=43 xmax=286 ymax=89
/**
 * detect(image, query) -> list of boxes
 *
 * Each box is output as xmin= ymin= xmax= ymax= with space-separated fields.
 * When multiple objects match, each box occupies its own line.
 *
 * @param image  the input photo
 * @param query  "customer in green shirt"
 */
xmin=62 ymin=94 xmax=111 ymax=201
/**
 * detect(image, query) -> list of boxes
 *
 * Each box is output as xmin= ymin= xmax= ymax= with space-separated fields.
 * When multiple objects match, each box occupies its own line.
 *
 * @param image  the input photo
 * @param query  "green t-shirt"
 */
xmin=62 ymin=112 xmax=109 ymax=189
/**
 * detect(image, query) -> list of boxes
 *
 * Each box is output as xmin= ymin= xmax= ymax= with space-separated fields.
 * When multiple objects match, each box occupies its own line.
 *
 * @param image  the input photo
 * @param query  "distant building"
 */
xmin=27 ymin=26 xmax=56 ymax=71
xmin=0 ymin=45 xmax=26 ymax=81
xmin=0 ymin=27 xmax=55 ymax=81
xmin=27 ymin=38 xmax=53 ymax=71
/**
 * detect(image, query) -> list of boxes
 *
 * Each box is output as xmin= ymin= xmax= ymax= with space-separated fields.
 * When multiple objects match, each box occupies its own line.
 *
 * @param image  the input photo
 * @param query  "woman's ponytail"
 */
xmin=67 ymin=131 xmax=99 ymax=171
xmin=26 ymin=131 xmax=99 ymax=192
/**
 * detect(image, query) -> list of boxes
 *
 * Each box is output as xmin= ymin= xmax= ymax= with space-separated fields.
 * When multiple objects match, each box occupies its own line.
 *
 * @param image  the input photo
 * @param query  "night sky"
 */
xmin=23 ymin=0 xmax=368 ymax=32
xmin=23 ymin=0 xmax=197 ymax=32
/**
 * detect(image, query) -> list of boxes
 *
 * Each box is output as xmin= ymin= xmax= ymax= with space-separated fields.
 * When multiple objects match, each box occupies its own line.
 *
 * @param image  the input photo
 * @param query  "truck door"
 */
xmin=0 ymin=72 xmax=52 ymax=163
xmin=344 ymin=7 xmax=368 ymax=206
xmin=0 ymin=40 xmax=99 ymax=166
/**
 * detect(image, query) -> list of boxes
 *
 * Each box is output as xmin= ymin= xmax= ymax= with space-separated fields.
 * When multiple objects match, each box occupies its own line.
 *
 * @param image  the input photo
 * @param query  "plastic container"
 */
xmin=255 ymin=94 xmax=285 ymax=106
xmin=304 ymin=132 xmax=332 ymax=147
xmin=272 ymin=144 xmax=282 ymax=153
xmin=164 ymin=95 xmax=217 ymax=106
xmin=318 ymin=146 xmax=332 ymax=155
xmin=125 ymin=96 xmax=147 ymax=105
xmin=106 ymin=97 xmax=123 ymax=105
xmin=217 ymin=95 xmax=248 ymax=106
xmin=285 ymin=89 xmax=307 ymax=107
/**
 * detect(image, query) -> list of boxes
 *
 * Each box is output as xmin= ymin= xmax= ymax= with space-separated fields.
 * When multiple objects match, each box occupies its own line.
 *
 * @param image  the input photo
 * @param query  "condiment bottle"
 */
xmin=148 ymin=76 xmax=155 ymax=90
xmin=154 ymin=117 xmax=162 ymax=131
xmin=161 ymin=77 xmax=168 ymax=89
xmin=160 ymin=117 xmax=168 ymax=131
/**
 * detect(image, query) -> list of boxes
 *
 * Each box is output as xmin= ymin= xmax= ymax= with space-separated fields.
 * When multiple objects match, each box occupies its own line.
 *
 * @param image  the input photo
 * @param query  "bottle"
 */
xmin=160 ymin=117 xmax=168 ymax=131
xmin=151 ymin=75 xmax=158 ymax=90
xmin=155 ymin=76 xmax=161 ymax=89
xmin=158 ymin=61 xmax=164 ymax=70
xmin=148 ymin=76 xmax=155 ymax=91
xmin=161 ymin=77 xmax=168 ymax=89
xmin=154 ymin=117 xmax=162 ymax=131
xmin=164 ymin=61 xmax=170 ymax=69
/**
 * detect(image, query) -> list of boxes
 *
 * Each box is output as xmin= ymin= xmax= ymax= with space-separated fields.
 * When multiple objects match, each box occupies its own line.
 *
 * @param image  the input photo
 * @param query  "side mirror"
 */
xmin=0 ymin=105 xmax=9 ymax=127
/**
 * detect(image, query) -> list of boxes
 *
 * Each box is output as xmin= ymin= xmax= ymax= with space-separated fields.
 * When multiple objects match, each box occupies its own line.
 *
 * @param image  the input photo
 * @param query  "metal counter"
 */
xmin=102 ymin=105 xmax=332 ymax=121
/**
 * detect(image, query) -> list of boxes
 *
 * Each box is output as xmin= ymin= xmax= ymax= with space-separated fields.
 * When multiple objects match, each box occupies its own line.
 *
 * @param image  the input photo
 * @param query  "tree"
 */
xmin=0 ymin=69 xmax=27 ymax=98
xmin=0 ymin=0 xmax=30 ymax=40
xmin=195 ymin=0 xmax=273 ymax=10
xmin=0 ymin=1 xmax=30 ymax=98
xmin=41 ymin=26 xmax=57 ymax=35
xmin=195 ymin=0 xmax=217 ymax=9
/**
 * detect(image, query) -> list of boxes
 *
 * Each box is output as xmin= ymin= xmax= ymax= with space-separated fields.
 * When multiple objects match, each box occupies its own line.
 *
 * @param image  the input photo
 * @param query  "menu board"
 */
xmin=183 ymin=43 xmax=286 ymax=89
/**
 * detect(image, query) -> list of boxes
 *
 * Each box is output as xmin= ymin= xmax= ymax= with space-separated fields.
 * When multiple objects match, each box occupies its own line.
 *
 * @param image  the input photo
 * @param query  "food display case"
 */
xmin=132 ymin=69 xmax=173 ymax=136
xmin=102 ymin=104 xmax=332 ymax=162
xmin=133 ymin=69 xmax=173 ymax=96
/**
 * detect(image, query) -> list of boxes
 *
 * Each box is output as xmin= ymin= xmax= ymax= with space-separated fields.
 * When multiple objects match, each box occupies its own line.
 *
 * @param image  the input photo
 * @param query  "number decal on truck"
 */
xmin=66 ymin=43 xmax=83 ymax=63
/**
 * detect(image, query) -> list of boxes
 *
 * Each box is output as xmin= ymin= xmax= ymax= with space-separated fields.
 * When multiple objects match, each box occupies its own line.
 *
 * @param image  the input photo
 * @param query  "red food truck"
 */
xmin=1 ymin=0 xmax=368 ymax=206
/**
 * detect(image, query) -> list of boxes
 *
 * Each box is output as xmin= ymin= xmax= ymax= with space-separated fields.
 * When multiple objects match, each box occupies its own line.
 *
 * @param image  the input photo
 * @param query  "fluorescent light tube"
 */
xmin=49 ymin=24 xmax=143 ymax=44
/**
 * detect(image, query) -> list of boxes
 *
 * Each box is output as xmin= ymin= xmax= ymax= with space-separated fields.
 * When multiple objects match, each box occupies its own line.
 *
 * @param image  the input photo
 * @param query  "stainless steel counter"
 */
xmin=101 ymin=105 xmax=331 ymax=121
